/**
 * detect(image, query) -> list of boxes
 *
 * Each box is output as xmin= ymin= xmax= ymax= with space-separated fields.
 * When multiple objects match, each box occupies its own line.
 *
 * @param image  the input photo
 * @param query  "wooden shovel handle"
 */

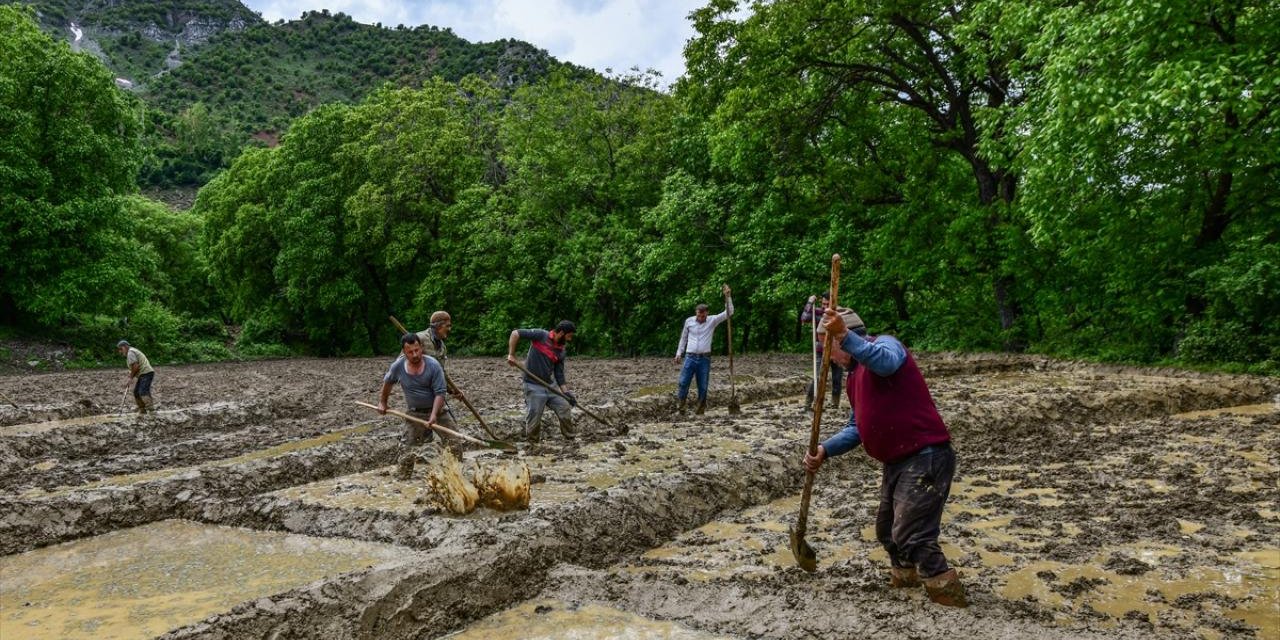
xmin=797 ymin=254 xmax=841 ymax=536
xmin=511 ymin=360 xmax=613 ymax=428
xmin=355 ymin=401 xmax=488 ymax=447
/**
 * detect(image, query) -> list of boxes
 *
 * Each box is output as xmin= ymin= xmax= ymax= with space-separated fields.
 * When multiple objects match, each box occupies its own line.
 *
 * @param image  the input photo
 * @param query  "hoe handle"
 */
xmin=725 ymin=286 xmax=737 ymax=398
xmin=798 ymin=254 xmax=841 ymax=536
xmin=512 ymin=360 xmax=612 ymax=429
xmin=356 ymin=401 xmax=499 ymax=449
xmin=388 ymin=315 xmax=499 ymax=440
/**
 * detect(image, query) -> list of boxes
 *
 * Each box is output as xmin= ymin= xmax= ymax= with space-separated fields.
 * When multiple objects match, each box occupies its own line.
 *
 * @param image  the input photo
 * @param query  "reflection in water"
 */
xmin=0 ymin=519 xmax=406 ymax=640
xmin=444 ymin=599 xmax=732 ymax=640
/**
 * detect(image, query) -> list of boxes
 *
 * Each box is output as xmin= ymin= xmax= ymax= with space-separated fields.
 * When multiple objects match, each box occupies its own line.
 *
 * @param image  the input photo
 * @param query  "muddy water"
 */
xmin=0 ymin=519 xmax=406 ymax=640
xmin=0 ymin=412 xmax=125 ymax=437
xmin=21 ymin=422 xmax=382 ymax=498
xmin=444 ymin=599 xmax=734 ymax=639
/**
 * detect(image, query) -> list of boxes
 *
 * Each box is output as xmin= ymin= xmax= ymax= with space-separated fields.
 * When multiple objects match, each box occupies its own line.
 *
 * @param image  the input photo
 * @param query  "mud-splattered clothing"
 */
xmin=518 ymin=329 xmax=566 ymax=387
xmin=819 ymin=331 xmax=955 ymax=579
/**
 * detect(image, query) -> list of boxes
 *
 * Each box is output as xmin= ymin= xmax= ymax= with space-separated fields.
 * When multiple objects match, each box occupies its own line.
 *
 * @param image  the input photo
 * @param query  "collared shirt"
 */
xmin=675 ymin=298 xmax=733 ymax=357
xmin=415 ymin=327 xmax=446 ymax=364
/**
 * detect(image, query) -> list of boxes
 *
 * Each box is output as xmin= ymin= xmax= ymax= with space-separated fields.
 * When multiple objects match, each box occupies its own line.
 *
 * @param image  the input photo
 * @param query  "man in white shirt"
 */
xmin=673 ymin=284 xmax=734 ymax=415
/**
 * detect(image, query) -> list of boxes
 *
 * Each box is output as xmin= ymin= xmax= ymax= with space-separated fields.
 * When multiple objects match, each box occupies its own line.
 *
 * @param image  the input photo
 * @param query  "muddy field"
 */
xmin=0 ymin=353 xmax=1276 ymax=639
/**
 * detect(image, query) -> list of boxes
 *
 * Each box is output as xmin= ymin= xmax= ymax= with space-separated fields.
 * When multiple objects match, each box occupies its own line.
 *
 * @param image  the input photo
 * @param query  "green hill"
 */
xmin=4 ymin=1 xmax=581 ymax=188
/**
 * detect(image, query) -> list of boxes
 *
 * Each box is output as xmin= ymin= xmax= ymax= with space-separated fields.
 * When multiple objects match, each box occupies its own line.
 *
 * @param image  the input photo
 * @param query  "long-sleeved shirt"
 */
xmin=820 ymin=331 xmax=909 ymax=458
xmin=675 ymin=298 xmax=734 ymax=357
xmin=800 ymin=301 xmax=826 ymax=352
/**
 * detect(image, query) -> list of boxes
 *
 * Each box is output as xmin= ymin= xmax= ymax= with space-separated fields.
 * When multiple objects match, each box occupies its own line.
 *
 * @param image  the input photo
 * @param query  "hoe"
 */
xmin=791 ymin=253 xmax=840 ymax=572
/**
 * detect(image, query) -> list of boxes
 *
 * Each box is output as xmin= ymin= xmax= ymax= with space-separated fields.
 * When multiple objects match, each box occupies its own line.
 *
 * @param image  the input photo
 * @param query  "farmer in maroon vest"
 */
xmin=802 ymin=307 xmax=967 ymax=607
xmin=507 ymin=320 xmax=579 ymax=441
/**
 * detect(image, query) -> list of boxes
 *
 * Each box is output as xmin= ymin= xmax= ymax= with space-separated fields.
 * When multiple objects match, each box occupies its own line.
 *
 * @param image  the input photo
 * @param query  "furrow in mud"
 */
xmin=0 ymin=430 xmax=401 ymax=555
xmin=162 ymin=441 xmax=801 ymax=639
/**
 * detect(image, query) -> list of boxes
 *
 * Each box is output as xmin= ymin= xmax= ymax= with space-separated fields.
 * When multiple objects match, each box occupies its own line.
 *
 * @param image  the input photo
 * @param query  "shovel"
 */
xmin=511 ymin=360 xmax=615 ymax=431
xmin=790 ymin=253 xmax=840 ymax=572
xmin=355 ymin=401 xmax=514 ymax=450
xmin=389 ymin=315 xmax=502 ymax=442
xmin=0 ymin=389 xmax=18 ymax=409
xmin=724 ymin=285 xmax=741 ymax=415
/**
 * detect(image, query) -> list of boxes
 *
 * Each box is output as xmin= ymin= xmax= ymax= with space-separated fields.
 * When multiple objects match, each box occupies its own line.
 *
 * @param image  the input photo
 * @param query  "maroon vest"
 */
xmin=848 ymin=345 xmax=950 ymax=463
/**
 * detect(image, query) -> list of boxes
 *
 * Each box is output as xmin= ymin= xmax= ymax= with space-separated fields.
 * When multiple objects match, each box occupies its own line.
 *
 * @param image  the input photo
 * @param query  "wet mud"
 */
xmin=0 ymin=354 xmax=1276 ymax=639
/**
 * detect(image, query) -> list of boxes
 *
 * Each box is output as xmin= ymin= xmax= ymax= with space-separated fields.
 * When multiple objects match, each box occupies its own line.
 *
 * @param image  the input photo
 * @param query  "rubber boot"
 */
xmin=676 ymin=398 xmax=687 ymax=414
xmin=141 ymin=395 xmax=155 ymax=413
xmin=889 ymin=567 xmax=920 ymax=588
xmin=923 ymin=569 xmax=968 ymax=607
xmin=134 ymin=396 xmax=146 ymax=415
xmin=696 ymin=400 xmax=706 ymax=415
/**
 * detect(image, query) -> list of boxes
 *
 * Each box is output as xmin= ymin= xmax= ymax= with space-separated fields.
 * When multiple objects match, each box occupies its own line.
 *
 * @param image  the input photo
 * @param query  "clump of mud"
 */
xmin=474 ymin=459 xmax=531 ymax=511
xmin=423 ymin=450 xmax=530 ymax=515
xmin=424 ymin=449 xmax=479 ymax=514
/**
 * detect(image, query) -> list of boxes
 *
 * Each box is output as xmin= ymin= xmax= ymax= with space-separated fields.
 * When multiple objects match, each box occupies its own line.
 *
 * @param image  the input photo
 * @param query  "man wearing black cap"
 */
xmin=116 ymin=340 xmax=155 ymax=414
xmin=507 ymin=320 xmax=578 ymax=441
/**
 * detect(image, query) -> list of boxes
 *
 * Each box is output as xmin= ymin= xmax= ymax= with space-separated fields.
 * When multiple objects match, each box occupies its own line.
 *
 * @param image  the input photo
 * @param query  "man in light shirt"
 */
xmin=116 ymin=340 xmax=155 ymax=415
xmin=673 ymin=284 xmax=733 ymax=415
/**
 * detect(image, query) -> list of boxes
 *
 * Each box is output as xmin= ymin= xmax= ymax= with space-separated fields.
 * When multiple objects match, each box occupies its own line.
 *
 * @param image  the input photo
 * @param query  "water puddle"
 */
xmin=1172 ymin=403 xmax=1279 ymax=420
xmin=1000 ymin=548 xmax=1280 ymax=633
xmin=443 ymin=599 xmax=733 ymax=639
xmin=0 ymin=519 xmax=406 ymax=640
xmin=0 ymin=413 xmax=124 ymax=437
xmin=22 ymin=423 xmax=381 ymax=498
xmin=274 ymin=430 xmax=761 ymax=515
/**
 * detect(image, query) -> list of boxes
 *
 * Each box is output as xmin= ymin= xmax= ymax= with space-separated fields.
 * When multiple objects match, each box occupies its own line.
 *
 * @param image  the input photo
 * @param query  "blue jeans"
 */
xmin=677 ymin=354 xmax=711 ymax=402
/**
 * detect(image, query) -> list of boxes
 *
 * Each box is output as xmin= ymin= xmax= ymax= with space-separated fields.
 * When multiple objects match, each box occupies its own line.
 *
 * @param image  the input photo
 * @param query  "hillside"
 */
xmin=147 ymin=10 xmax=573 ymax=135
xmin=4 ymin=1 xmax=581 ymax=188
xmin=3 ymin=0 xmax=261 ymax=82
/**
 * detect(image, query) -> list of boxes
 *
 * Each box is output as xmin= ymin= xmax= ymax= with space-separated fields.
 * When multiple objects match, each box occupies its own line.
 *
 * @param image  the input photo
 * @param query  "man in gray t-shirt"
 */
xmin=378 ymin=333 xmax=457 ymax=477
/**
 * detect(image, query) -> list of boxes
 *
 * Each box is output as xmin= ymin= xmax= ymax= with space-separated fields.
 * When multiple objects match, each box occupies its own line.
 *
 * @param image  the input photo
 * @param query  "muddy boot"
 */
xmin=695 ymin=400 xmax=706 ymax=415
xmin=395 ymin=452 xmax=417 ymax=480
xmin=134 ymin=396 xmax=147 ymax=415
xmin=141 ymin=395 xmax=155 ymax=414
xmin=676 ymin=398 xmax=687 ymax=414
xmin=923 ymin=569 xmax=968 ymax=607
xmin=889 ymin=567 xmax=920 ymax=588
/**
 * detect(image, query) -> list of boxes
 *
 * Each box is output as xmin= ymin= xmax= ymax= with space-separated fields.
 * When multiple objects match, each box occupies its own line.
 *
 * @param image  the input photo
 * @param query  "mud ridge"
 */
xmin=163 ymin=443 xmax=802 ymax=639
xmin=0 ymin=399 xmax=293 ymax=477
xmin=0 ymin=431 xmax=402 ymax=555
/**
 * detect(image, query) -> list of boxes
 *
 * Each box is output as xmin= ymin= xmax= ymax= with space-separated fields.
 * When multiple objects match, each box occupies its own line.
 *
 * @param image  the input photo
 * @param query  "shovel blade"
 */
xmin=789 ymin=525 xmax=818 ymax=572
xmin=727 ymin=398 xmax=742 ymax=415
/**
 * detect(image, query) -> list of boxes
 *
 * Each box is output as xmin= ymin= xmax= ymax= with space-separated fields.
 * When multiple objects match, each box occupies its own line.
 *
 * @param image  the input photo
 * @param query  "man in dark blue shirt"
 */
xmin=507 ymin=320 xmax=579 ymax=441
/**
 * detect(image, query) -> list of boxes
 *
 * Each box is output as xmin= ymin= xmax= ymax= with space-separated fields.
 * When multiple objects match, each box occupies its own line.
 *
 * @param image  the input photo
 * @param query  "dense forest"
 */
xmin=1 ymin=1 xmax=1277 ymax=372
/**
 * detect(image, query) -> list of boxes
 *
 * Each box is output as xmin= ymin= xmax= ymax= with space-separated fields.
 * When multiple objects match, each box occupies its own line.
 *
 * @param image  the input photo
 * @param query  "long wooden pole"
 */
xmin=389 ymin=315 xmax=500 ymax=441
xmin=355 ymin=401 xmax=511 ymax=449
xmin=511 ymin=360 xmax=613 ymax=429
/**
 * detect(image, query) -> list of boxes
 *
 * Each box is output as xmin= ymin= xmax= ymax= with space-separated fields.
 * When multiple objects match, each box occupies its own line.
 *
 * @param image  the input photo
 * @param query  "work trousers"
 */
xmin=132 ymin=372 xmax=155 ymax=398
xmin=403 ymin=406 xmax=457 ymax=447
xmin=676 ymin=353 xmax=711 ymax=402
xmin=523 ymin=382 xmax=576 ymax=441
xmin=876 ymin=444 xmax=955 ymax=579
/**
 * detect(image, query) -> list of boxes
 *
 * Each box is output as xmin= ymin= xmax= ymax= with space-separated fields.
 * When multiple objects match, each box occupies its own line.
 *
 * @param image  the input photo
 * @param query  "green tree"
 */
xmin=0 ymin=6 xmax=145 ymax=327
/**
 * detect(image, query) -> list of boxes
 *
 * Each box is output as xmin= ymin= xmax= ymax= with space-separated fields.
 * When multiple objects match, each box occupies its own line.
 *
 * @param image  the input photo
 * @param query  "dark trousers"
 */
xmin=133 ymin=372 xmax=154 ymax=398
xmin=805 ymin=362 xmax=843 ymax=408
xmin=876 ymin=445 xmax=955 ymax=578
